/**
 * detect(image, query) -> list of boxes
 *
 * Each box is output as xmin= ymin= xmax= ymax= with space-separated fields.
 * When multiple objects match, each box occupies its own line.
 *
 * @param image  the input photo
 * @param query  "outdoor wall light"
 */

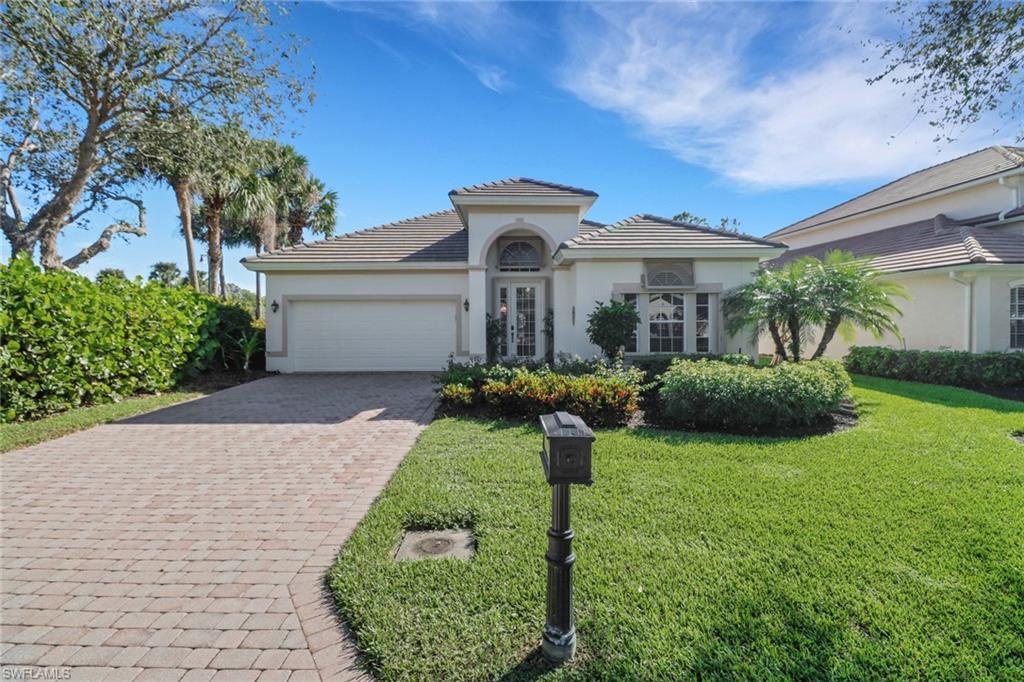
xmin=271 ymin=300 xmax=280 ymax=313
xmin=463 ymin=298 xmax=470 ymax=312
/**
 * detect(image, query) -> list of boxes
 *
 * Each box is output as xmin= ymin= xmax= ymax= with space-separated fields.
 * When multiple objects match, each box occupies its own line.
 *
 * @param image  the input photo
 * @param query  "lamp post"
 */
xmin=538 ymin=411 xmax=594 ymax=663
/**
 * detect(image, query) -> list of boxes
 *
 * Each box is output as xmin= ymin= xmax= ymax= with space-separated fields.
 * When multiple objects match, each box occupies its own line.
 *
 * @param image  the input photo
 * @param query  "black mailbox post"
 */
xmin=538 ymin=411 xmax=595 ymax=663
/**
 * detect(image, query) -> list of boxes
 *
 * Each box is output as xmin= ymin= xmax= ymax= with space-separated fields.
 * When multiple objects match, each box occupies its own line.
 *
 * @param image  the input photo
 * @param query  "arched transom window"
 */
xmin=648 ymin=269 xmax=686 ymax=287
xmin=499 ymin=240 xmax=541 ymax=271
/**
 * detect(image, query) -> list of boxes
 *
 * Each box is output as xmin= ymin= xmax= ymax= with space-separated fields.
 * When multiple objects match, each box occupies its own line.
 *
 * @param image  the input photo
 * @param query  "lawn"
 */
xmin=329 ymin=376 xmax=1024 ymax=681
xmin=0 ymin=389 xmax=205 ymax=453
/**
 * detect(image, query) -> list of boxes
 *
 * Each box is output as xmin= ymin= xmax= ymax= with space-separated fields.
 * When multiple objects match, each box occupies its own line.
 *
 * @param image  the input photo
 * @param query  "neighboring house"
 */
xmin=767 ymin=146 xmax=1024 ymax=356
xmin=242 ymin=178 xmax=784 ymax=372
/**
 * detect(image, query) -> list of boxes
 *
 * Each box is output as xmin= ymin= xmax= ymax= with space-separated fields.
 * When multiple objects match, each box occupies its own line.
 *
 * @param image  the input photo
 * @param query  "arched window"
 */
xmin=648 ymin=270 xmax=686 ymax=287
xmin=499 ymin=240 xmax=541 ymax=271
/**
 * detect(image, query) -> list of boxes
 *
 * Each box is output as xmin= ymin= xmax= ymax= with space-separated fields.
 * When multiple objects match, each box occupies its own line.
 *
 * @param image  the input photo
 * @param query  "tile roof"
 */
xmin=449 ymin=177 xmax=598 ymax=198
xmin=562 ymin=214 xmax=785 ymax=250
xmin=243 ymin=210 xmax=468 ymax=264
xmin=768 ymin=214 xmax=1024 ymax=273
xmin=770 ymin=146 xmax=1024 ymax=238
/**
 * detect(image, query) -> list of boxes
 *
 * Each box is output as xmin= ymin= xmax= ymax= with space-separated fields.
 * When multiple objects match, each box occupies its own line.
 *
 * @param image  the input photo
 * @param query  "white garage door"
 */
xmin=289 ymin=299 xmax=456 ymax=371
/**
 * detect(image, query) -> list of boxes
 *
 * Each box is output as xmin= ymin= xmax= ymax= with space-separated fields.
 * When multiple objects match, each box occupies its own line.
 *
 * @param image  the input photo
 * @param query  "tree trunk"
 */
xmin=768 ymin=319 xmax=788 ymax=362
xmin=811 ymin=315 xmax=841 ymax=359
xmin=787 ymin=313 xmax=802 ymax=362
xmin=287 ymin=211 xmax=304 ymax=246
xmin=205 ymin=198 xmax=224 ymax=297
xmin=219 ymin=257 xmax=226 ymax=300
xmin=33 ymin=122 xmax=102 ymax=270
xmin=173 ymin=179 xmax=199 ymax=289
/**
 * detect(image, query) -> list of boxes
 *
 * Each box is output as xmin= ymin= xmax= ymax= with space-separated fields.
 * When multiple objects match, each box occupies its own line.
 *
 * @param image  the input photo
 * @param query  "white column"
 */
xmin=974 ymin=274 xmax=993 ymax=352
xmin=467 ymin=268 xmax=487 ymax=360
xmin=552 ymin=267 xmax=573 ymax=357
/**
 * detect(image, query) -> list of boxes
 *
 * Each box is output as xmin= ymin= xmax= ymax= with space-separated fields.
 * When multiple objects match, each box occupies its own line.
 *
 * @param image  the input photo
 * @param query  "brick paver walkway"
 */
xmin=1 ymin=374 xmax=436 ymax=681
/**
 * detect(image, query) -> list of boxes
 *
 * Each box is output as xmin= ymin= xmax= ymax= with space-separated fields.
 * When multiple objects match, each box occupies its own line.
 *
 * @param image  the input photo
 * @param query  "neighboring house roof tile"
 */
xmin=768 ymin=215 xmax=1024 ymax=273
xmin=244 ymin=210 xmax=468 ymax=264
xmin=770 ymin=146 xmax=1024 ymax=238
xmin=578 ymin=218 xmax=606 ymax=234
xmin=448 ymin=177 xmax=598 ymax=197
xmin=562 ymin=214 xmax=785 ymax=250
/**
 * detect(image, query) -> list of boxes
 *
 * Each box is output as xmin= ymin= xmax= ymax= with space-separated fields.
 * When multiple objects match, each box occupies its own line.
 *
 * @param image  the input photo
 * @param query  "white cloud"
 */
xmin=451 ymin=52 xmax=509 ymax=92
xmin=328 ymin=1 xmax=523 ymax=92
xmin=560 ymin=3 xmax=998 ymax=188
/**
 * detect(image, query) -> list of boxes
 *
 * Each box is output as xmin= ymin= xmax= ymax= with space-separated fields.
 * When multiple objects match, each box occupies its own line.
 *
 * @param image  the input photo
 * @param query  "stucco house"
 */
xmin=242 ymin=178 xmax=785 ymax=372
xmin=766 ymin=145 xmax=1024 ymax=356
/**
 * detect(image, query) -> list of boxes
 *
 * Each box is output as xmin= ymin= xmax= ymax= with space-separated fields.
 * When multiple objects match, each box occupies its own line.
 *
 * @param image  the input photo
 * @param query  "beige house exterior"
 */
xmin=242 ymin=178 xmax=785 ymax=372
xmin=765 ymin=146 xmax=1024 ymax=357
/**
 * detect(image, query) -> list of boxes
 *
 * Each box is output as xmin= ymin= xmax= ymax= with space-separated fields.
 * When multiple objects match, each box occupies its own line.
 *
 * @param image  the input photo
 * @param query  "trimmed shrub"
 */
xmin=658 ymin=359 xmax=852 ymax=433
xmin=0 ymin=256 xmax=258 ymax=422
xmin=481 ymin=367 xmax=640 ymax=427
xmin=630 ymin=353 xmax=755 ymax=422
xmin=845 ymin=346 xmax=1024 ymax=388
xmin=436 ymin=360 xmax=642 ymax=427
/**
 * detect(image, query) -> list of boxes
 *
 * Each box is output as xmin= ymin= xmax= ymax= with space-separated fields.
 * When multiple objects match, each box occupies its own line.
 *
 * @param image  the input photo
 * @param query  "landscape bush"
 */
xmin=845 ymin=346 xmax=1024 ymax=388
xmin=630 ymin=352 xmax=755 ymax=422
xmin=436 ymin=360 xmax=642 ymax=427
xmin=1 ymin=256 xmax=261 ymax=422
xmin=657 ymin=359 xmax=852 ymax=433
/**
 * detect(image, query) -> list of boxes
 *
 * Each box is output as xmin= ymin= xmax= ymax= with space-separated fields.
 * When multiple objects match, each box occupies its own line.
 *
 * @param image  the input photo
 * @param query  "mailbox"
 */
xmin=540 ymin=411 xmax=595 ymax=486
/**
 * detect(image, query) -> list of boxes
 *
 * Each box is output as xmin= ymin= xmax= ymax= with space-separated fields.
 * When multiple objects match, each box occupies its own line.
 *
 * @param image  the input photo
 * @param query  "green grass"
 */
xmin=329 ymin=376 xmax=1024 ymax=680
xmin=0 ymin=390 xmax=203 ymax=453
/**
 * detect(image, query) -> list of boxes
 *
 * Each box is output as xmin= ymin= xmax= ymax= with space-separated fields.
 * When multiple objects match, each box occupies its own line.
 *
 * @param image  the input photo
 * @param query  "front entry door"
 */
xmin=496 ymin=281 xmax=544 ymax=361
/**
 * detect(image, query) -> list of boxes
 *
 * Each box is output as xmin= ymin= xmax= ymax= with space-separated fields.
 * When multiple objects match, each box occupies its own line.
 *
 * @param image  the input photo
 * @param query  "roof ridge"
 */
xmin=959 ymin=226 xmax=989 ymax=263
xmin=639 ymin=213 xmax=786 ymax=247
xmin=448 ymin=177 xmax=598 ymax=197
xmin=994 ymin=144 xmax=1024 ymax=166
xmin=774 ymin=146 xmax=1015 ymax=236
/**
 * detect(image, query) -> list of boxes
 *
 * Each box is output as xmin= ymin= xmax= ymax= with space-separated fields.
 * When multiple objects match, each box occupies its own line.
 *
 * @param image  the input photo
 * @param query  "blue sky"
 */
xmin=55 ymin=1 xmax=1008 ymax=288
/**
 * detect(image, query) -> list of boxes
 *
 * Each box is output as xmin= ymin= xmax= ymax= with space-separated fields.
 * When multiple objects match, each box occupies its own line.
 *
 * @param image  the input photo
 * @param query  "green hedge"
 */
xmin=845 ymin=346 xmax=1024 ymax=388
xmin=1 ymin=256 xmax=259 ymax=422
xmin=658 ymin=359 xmax=851 ymax=433
xmin=437 ymin=362 xmax=643 ymax=427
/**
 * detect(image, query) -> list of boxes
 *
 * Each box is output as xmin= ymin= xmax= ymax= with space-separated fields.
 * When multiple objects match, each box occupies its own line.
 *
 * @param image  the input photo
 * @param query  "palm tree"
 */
xmin=286 ymin=175 xmax=337 ymax=246
xmin=806 ymin=251 xmax=908 ymax=359
xmin=268 ymin=145 xmax=337 ymax=246
xmin=724 ymin=259 xmax=817 ymax=362
xmin=193 ymin=125 xmax=266 ymax=297
xmin=148 ymin=261 xmax=181 ymax=287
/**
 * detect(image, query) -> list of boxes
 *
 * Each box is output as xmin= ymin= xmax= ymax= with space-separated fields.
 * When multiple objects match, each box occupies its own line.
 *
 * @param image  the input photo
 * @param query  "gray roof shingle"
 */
xmin=449 ymin=177 xmax=598 ymax=198
xmin=768 ymin=214 xmax=1024 ymax=273
xmin=244 ymin=210 xmax=468 ymax=264
xmin=563 ymin=214 xmax=785 ymax=250
xmin=770 ymin=146 xmax=1024 ymax=238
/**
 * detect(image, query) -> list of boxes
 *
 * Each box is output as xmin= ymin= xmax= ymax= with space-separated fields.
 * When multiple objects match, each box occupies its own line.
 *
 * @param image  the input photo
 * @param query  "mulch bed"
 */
xmin=631 ymin=399 xmax=859 ymax=438
xmin=972 ymin=386 xmax=1024 ymax=402
xmin=181 ymin=369 xmax=275 ymax=394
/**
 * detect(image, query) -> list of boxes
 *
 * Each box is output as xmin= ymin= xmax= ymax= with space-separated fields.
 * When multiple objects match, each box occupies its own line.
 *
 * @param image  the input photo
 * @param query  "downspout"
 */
xmin=949 ymin=272 xmax=975 ymax=352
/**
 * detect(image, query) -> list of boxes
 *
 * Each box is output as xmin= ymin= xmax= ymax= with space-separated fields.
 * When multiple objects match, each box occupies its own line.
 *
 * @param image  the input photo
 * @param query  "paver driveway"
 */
xmin=1 ymin=374 xmax=437 ymax=681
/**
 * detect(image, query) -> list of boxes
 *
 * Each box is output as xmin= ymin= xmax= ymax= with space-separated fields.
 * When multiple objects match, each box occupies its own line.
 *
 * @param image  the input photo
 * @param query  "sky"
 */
xmin=48 ymin=1 xmax=1011 ymax=289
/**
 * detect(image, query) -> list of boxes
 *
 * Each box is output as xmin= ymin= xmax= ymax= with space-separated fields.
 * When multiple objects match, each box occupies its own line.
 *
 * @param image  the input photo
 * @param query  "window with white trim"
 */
xmin=649 ymin=293 xmax=685 ymax=353
xmin=695 ymin=293 xmax=710 ymax=353
xmin=1012 ymin=285 xmax=1024 ymax=350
